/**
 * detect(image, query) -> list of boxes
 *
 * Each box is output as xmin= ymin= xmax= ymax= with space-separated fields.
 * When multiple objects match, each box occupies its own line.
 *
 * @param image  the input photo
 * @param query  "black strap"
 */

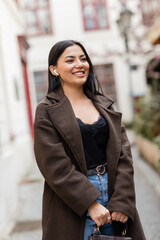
xmin=94 ymin=223 xmax=128 ymax=236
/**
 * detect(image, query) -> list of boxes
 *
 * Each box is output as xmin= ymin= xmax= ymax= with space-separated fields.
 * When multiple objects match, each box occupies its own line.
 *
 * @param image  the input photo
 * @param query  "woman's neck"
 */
xmin=63 ymin=85 xmax=87 ymax=104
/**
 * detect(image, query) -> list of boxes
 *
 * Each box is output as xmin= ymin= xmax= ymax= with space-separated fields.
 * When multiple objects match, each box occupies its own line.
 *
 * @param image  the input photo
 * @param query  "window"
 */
xmin=141 ymin=0 xmax=160 ymax=26
xmin=94 ymin=64 xmax=117 ymax=102
xmin=20 ymin=0 xmax=52 ymax=36
xmin=81 ymin=0 xmax=109 ymax=31
xmin=34 ymin=71 xmax=48 ymax=102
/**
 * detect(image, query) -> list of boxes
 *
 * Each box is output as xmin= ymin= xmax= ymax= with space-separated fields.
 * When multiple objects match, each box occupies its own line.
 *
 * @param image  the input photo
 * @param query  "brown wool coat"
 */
xmin=34 ymin=86 xmax=146 ymax=240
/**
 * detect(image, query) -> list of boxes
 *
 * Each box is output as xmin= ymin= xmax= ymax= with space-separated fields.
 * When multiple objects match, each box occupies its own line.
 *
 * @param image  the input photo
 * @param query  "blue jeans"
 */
xmin=83 ymin=172 xmax=114 ymax=240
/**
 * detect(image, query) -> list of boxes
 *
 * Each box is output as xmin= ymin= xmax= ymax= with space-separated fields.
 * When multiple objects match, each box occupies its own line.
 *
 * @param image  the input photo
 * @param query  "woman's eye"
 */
xmin=66 ymin=59 xmax=73 ymax=63
xmin=66 ymin=58 xmax=87 ymax=63
xmin=81 ymin=58 xmax=87 ymax=61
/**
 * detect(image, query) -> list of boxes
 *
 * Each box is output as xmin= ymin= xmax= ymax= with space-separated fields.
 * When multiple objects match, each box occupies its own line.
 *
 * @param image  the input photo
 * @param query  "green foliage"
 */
xmin=134 ymin=92 xmax=160 ymax=148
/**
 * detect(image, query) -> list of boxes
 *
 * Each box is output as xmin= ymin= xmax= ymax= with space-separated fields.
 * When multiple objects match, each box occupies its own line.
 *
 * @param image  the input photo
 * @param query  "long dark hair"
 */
xmin=48 ymin=40 xmax=103 ymax=95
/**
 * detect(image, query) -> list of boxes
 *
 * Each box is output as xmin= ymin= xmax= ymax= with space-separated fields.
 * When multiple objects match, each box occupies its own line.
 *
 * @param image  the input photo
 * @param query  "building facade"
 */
xmin=140 ymin=0 xmax=160 ymax=90
xmin=0 ymin=0 xmax=34 ymax=238
xmin=19 ymin=0 xmax=148 ymax=123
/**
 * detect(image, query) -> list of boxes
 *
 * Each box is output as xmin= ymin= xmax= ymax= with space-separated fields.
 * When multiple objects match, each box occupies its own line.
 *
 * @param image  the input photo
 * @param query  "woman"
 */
xmin=34 ymin=40 xmax=146 ymax=240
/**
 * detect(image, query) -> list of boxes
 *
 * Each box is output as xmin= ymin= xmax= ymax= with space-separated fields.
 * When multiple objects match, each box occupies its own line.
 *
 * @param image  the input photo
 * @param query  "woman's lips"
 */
xmin=72 ymin=71 xmax=85 ymax=76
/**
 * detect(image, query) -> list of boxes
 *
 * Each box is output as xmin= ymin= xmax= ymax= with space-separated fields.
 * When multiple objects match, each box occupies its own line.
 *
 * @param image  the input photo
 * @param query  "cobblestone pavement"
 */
xmin=7 ymin=134 xmax=160 ymax=240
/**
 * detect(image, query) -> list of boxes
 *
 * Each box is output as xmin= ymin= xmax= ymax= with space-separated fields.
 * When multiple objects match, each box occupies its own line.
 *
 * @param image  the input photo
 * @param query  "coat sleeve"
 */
xmin=34 ymin=103 xmax=101 ymax=217
xmin=107 ymin=112 xmax=136 ymax=221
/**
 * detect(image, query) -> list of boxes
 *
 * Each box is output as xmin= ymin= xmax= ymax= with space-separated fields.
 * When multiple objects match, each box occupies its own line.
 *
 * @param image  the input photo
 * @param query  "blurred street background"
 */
xmin=0 ymin=0 xmax=160 ymax=239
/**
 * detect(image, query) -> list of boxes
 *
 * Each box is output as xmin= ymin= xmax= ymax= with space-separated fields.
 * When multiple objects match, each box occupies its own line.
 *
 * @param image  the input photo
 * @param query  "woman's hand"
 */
xmin=111 ymin=211 xmax=128 ymax=223
xmin=88 ymin=201 xmax=112 ymax=227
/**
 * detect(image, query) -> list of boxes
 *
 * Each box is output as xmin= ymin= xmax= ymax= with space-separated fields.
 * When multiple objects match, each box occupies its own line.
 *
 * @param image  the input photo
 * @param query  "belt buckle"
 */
xmin=96 ymin=164 xmax=105 ymax=175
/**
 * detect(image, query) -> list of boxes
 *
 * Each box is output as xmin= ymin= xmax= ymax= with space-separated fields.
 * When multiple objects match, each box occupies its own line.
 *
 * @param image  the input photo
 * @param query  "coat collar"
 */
xmin=46 ymin=86 xmax=114 ymax=109
xmin=46 ymin=86 xmax=65 ymax=102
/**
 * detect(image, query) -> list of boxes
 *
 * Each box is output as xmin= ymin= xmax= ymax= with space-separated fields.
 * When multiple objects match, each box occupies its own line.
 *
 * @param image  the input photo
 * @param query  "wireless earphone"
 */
xmin=53 ymin=69 xmax=59 ymax=76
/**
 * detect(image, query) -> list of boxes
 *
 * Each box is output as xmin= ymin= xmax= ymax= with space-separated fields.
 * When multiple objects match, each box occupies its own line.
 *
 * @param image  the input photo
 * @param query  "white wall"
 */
xmin=0 ymin=1 xmax=34 ymax=238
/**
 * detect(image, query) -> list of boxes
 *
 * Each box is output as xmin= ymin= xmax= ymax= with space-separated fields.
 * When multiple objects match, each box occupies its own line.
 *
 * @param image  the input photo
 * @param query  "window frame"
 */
xmin=34 ymin=70 xmax=48 ymax=103
xmin=81 ymin=0 xmax=110 ymax=31
xmin=140 ymin=0 xmax=160 ymax=26
xmin=94 ymin=63 xmax=117 ymax=103
xmin=22 ymin=0 xmax=53 ymax=36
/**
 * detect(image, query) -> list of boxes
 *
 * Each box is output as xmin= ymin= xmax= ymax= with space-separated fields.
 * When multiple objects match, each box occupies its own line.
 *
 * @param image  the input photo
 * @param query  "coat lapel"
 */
xmin=89 ymin=95 xmax=122 ymax=197
xmin=46 ymin=94 xmax=87 ymax=175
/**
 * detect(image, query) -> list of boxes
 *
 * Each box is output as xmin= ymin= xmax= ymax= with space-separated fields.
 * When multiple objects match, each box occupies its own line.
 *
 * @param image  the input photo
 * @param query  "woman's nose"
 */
xmin=75 ymin=59 xmax=83 ymax=68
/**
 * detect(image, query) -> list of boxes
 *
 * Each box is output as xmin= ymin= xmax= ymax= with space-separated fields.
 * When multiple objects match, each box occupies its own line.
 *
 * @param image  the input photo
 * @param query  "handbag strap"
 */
xmin=122 ymin=223 xmax=128 ymax=236
xmin=122 ymin=228 xmax=127 ymax=236
xmin=94 ymin=224 xmax=128 ymax=236
xmin=94 ymin=225 xmax=100 ymax=234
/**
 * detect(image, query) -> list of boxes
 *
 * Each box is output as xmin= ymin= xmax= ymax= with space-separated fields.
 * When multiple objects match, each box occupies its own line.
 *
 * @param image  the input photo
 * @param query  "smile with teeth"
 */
xmin=72 ymin=71 xmax=85 ymax=76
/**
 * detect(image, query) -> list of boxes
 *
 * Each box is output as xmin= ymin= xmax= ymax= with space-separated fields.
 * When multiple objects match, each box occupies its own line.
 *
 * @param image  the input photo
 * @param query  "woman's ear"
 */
xmin=49 ymin=65 xmax=59 ymax=76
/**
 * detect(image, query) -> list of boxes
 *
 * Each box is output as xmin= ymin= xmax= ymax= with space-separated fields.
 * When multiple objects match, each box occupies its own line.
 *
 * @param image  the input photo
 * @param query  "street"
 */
xmin=7 ymin=143 xmax=160 ymax=240
xmin=132 ymin=146 xmax=160 ymax=240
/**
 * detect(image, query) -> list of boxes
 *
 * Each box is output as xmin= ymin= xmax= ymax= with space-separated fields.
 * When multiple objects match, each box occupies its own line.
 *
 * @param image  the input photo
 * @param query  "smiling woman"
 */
xmin=33 ymin=40 xmax=146 ymax=240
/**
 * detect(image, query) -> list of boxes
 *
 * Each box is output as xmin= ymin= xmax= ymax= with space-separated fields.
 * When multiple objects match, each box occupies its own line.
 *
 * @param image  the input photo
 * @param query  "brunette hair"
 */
xmin=48 ymin=40 xmax=103 ymax=94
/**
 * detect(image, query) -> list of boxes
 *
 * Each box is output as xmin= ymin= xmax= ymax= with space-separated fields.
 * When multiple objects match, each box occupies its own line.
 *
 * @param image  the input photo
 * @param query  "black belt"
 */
xmin=87 ymin=163 xmax=108 ymax=176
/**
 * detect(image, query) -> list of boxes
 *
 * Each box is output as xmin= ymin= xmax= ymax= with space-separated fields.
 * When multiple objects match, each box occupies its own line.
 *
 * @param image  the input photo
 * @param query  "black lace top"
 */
xmin=77 ymin=115 xmax=109 ymax=170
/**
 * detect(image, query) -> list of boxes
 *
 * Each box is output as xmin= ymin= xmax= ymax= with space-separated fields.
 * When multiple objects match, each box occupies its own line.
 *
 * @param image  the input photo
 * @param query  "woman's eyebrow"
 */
xmin=65 ymin=54 xmax=85 ymax=59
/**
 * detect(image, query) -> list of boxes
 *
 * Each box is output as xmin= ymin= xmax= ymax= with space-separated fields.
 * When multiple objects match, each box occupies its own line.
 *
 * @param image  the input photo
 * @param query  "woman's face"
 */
xmin=52 ymin=45 xmax=90 ymax=89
